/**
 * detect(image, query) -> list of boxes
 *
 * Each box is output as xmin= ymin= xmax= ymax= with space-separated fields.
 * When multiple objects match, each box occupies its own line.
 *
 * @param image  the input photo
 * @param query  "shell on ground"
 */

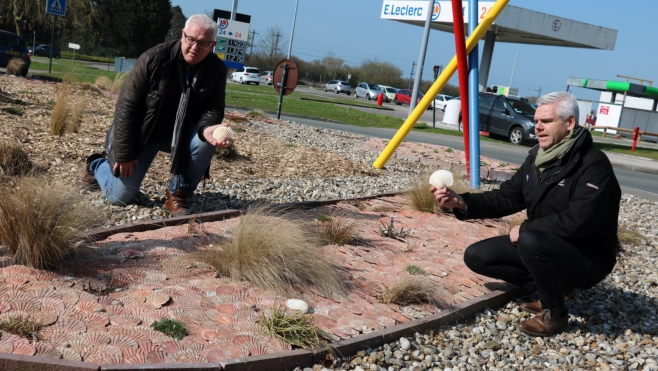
xmin=285 ymin=299 xmax=309 ymax=314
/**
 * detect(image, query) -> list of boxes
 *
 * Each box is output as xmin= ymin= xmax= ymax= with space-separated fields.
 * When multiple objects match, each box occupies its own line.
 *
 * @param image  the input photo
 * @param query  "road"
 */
xmin=269 ymin=113 xmax=658 ymax=200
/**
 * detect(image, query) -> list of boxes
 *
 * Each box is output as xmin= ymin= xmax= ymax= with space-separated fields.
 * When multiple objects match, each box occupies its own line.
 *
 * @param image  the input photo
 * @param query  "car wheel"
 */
xmin=354 ymin=91 xmax=358 ymax=98
xmin=394 ymin=98 xmax=399 ymax=105
xmin=347 ymin=91 xmax=351 ymax=96
xmin=366 ymin=94 xmax=371 ymax=100
xmin=240 ymin=78 xmax=244 ymax=84
xmin=256 ymin=82 xmax=260 ymax=85
xmin=508 ymin=126 xmax=525 ymax=145
xmin=335 ymin=88 xmax=339 ymax=94
xmin=55 ymin=55 xmax=60 ymax=59
xmin=324 ymin=86 xmax=327 ymax=92
xmin=458 ymin=118 xmax=463 ymax=132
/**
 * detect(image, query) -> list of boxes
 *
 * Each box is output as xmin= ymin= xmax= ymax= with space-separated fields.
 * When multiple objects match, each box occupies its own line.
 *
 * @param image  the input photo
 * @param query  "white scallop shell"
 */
xmin=429 ymin=170 xmax=454 ymax=189
xmin=285 ymin=299 xmax=309 ymax=314
xmin=212 ymin=126 xmax=234 ymax=141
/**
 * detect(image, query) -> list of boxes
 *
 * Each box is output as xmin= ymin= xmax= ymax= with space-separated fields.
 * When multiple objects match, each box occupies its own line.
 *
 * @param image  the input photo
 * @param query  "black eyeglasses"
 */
xmin=183 ymin=31 xmax=213 ymax=50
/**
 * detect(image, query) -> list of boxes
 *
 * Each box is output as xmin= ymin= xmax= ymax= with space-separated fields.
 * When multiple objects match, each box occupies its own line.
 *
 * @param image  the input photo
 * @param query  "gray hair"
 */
xmin=185 ymin=14 xmax=218 ymax=40
xmin=536 ymin=91 xmax=579 ymax=126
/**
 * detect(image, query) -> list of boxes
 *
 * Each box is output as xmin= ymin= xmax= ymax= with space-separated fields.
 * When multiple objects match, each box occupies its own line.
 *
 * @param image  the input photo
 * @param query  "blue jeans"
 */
xmin=89 ymin=123 xmax=216 ymax=205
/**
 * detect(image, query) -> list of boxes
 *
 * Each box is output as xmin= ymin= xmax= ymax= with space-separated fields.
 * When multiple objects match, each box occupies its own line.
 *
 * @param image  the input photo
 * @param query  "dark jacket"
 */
xmin=457 ymin=128 xmax=621 ymax=273
xmin=104 ymin=40 xmax=227 ymax=169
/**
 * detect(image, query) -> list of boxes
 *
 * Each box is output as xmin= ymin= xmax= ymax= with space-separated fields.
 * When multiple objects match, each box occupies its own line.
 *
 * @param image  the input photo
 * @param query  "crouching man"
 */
xmin=432 ymin=92 xmax=621 ymax=336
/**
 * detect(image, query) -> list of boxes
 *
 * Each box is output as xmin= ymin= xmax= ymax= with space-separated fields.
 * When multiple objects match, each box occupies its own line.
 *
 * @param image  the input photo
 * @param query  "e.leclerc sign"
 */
xmin=381 ymin=1 xmax=494 ymax=23
xmin=215 ymin=18 xmax=250 ymax=70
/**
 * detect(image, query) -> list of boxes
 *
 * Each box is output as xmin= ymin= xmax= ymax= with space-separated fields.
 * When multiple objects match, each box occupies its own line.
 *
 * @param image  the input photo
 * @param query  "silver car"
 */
xmin=324 ymin=80 xmax=351 ymax=95
xmin=354 ymin=82 xmax=385 ymax=100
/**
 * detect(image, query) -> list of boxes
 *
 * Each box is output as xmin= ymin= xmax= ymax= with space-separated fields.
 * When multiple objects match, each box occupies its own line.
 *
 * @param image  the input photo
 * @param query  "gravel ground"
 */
xmin=2 ymin=78 xmax=657 ymax=370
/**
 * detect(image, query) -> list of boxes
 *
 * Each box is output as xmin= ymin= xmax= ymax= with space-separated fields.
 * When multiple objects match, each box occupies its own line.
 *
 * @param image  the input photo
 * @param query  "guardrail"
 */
xmin=594 ymin=125 xmax=658 ymax=141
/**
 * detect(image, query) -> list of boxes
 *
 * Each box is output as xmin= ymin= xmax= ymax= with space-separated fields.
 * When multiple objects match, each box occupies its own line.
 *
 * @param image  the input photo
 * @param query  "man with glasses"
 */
xmin=81 ymin=14 xmax=230 ymax=216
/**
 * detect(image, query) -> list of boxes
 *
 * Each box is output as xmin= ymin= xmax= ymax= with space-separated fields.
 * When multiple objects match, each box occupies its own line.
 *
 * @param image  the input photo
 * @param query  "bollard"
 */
xmin=377 ymin=92 xmax=383 ymax=106
xmin=632 ymin=126 xmax=640 ymax=152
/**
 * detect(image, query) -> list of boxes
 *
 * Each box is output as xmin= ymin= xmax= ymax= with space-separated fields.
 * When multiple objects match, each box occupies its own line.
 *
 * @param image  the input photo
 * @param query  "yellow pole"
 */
xmin=373 ymin=0 xmax=510 ymax=169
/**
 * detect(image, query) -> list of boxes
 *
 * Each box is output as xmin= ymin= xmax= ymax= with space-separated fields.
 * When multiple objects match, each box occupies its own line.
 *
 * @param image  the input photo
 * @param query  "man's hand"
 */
xmin=203 ymin=123 xmax=232 ymax=147
xmin=430 ymin=186 xmax=466 ymax=209
xmin=113 ymin=160 xmax=139 ymax=178
xmin=510 ymin=225 xmax=520 ymax=245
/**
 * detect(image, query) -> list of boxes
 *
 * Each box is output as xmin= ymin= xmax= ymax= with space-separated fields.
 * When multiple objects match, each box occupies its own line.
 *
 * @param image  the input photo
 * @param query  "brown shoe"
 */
xmin=164 ymin=189 xmax=191 ymax=216
xmin=79 ymin=153 xmax=104 ymax=190
xmin=518 ymin=309 xmax=568 ymax=337
xmin=520 ymin=291 xmax=575 ymax=315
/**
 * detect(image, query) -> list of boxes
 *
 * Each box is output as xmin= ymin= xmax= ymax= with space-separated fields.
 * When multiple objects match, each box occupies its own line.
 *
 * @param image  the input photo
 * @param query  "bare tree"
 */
xmin=257 ymin=25 xmax=287 ymax=69
xmin=322 ymin=52 xmax=346 ymax=80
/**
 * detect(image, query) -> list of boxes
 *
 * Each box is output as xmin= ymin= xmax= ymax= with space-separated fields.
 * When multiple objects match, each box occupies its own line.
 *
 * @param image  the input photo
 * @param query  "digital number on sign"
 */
xmin=226 ymin=55 xmax=244 ymax=63
xmin=228 ymin=39 xmax=245 ymax=47
xmin=227 ymin=47 xmax=244 ymax=55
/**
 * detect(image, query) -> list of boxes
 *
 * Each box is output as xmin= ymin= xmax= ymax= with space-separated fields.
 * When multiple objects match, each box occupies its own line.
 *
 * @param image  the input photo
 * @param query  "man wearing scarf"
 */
xmin=432 ymin=91 xmax=621 ymax=336
xmin=81 ymin=14 xmax=230 ymax=216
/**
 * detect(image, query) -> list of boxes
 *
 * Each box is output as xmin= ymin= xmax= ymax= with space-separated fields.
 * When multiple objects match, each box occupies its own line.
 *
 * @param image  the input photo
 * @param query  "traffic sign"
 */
xmin=46 ymin=0 xmax=67 ymax=16
xmin=273 ymin=59 xmax=298 ymax=96
xmin=68 ymin=43 xmax=80 ymax=50
xmin=215 ymin=17 xmax=250 ymax=70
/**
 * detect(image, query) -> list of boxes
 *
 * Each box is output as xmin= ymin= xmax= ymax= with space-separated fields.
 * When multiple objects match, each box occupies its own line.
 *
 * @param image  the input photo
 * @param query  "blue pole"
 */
xmin=468 ymin=0 xmax=480 ymax=189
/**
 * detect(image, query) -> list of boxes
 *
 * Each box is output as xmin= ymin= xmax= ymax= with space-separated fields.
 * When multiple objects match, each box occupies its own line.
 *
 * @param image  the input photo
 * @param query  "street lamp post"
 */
xmin=287 ymin=0 xmax=300 ymax=59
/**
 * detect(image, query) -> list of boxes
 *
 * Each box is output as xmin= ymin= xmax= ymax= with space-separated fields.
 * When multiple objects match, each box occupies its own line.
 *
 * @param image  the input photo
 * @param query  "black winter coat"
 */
xmin=457 ymin=128 xmax=621 ymax=273
xmin=104 ymin=40 xmax=227 ymax=170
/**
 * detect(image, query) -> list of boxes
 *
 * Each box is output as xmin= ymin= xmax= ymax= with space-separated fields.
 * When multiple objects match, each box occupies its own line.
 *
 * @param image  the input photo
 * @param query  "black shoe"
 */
xmin=79 ymin=153 xmax=104 ymax=190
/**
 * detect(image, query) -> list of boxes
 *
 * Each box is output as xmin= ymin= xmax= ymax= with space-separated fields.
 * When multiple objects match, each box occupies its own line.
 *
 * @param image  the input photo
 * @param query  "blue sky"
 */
xmin=171 ymin=0 xmax=658 ymax=101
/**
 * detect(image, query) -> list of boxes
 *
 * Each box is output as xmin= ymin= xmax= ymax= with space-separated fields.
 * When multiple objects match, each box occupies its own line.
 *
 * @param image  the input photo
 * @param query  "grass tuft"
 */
xmin=151 ymin=318 xmax=188 ymax=340
xmin=379 ymin=276 xmax=450 ymax=308
xmin=405 ymin=265 xmax=428 ymax=275
xmin=316 ymin=211 xmax=358 ymax=246
xmin=5 ymin=58 xmax=26 ymax=76
xmin=191 ymin=206 xmax=346 ymax=299
xmin=246 ymin=109 xmax=268 ymax=119
xmin=0 ymin=141 xmax=33 ymax=176
xmin=3 ymin=107 xmax=23 ymax=116
xmin=94 ymin=76 xmax=113 ymax=91
xmin=0 ymin=177 xmax=103 ymax=269
xmin=259 ymin=306 xmax=332 ymax=349
xmin=407 ymin=174 xmax=441 ymax=214
xmin=111 ymin=73 xmax=127 ymax=94
xmin=50 ymin=83 xmax=87 ymax=135
xmin=214 ymin=139 xmax=238 ymax=160
xmin=617 ymin=224 xmax=643 ymax=249
xmin=0 ymin=314 xmax=42 ymax=341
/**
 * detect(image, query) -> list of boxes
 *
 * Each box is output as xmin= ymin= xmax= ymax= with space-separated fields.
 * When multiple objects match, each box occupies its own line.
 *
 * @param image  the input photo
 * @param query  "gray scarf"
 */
xmin=535 ymin=126 xmax=583 ymax=172
xmin=169 ymin=57 xmax=198 ymax=187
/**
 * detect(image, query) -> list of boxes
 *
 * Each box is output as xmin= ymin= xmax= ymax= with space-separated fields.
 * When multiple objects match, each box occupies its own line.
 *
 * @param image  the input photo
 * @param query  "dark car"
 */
xmin=459 ymin=93 xmax=537 ymax=145
xmin=33 ymin=44 xmax=61 ymax=58
xmin=0 ymin=30 xmax=31 ymax=76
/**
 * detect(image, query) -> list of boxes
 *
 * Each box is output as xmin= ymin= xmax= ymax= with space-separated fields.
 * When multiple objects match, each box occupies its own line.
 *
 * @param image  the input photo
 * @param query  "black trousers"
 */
xmin=463 ymin=231 xmax=611 ymax=317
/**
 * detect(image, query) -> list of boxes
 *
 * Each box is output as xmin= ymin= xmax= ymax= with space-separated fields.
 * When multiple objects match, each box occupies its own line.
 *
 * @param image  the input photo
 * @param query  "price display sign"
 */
xmin=215 ymin=17 xmax=250 ymax=69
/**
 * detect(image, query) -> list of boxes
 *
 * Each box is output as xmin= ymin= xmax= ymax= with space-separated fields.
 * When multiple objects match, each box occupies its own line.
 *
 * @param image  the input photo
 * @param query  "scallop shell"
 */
xmin=58 ymin=347 xmax=82 ymax=362
xmin=124 ymin=352 xmax=147 ymax=364
xmin=34 ymin=343 xmax=62 ymax=359
xmin=86 ymin=352 xmax=124 ymax=365
xmin=159 ymin=340 xmax=186 ymax=354
xmin=145 ymin=292 xmax=170 ymax=307
xmin=11 ymin=342 xmax=36 ymax=356
xmin=109 ymin=335 xmax=139 ymax=349
xmin=0 ymin=340 xmax=14 ymax=354
xmin=109 ymin=314 xmax=142 ymax=327
xmin=0 ymin=301 xmax=11 ymax=313
xmin=285 ymin=299 xmax=310 ymax=314
xmin=33 ymin=311 xmax=58 ymax=326
xmin=212 ymin=126 xmax=234 ymax=142
xmin=429 ymin=169 xmax=454 ymax=189
xmin=78 ymin=332 xmax=111 ymax=346
xmin=246 ymin=342 xmax=271 ymax=356
xmin=145 ymin=350 xmax=167 ymax=363
xmin=168 ymin=349 xmax=207 ymax=363
xmin=76 ymin=300 xmax=105 ymax=313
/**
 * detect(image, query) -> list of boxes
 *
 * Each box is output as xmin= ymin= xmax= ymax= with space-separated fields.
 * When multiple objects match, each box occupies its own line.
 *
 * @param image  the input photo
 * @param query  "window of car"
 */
xmin=478 ymin=94 xmax=496 ymax=110
xmin=367 ymin=83 xmax=378 ymax=89
xmin=235 ymin=68 xmax=244 ymax=73
xmin=492 ymin=98 xmax=511 ymax=113
xmin=359 ymin=83 xmax=366 ymax=88
xmin=1 ymin=33 xmax=25 ymax=48
xmin=508 ymin=99 xmax=536 ymax=115
xmin=245 ymin=68 xmax=259 ymax=74
xmin=385 ymin=87 xmax=396 ymax=93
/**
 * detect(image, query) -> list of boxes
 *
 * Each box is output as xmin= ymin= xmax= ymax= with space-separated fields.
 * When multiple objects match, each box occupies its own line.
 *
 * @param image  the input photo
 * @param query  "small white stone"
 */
xmin=285 ymin=299 xmax=310 ymax=314
xmin=400 ymin=337 xmax=411 ymax=350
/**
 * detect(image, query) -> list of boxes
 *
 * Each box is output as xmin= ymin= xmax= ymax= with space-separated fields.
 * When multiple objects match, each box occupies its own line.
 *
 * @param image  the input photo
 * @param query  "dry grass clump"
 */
xmin=0 ymin=177 xmax=103 ymax=269
xmin=94 ymin=76 xmax=113 ymax=91
xmin=315 ymin=211 xmax=358 ymax=246
xmin=5 ymin=58 xmax=26 ymax=76
xmin=0 ymin=141 xmax=32 ymax=176
xmin=498 ymin=214 xmax=527 ymax=236
xmin=192 ymin=206 xmax=346 ymax=299
xmin=50 ymin=83 xmax=87 ymax=135
xmin=111 ymin=73 xmax=127 ymax=94
xmin=214 ymin=139 xmax=238 ymax=160
xmin=617 ymin=224 xmax=643 ymax=249
xmin=0 ymin=314 xmax=42 ymax=341
xmin=246 ymin=109 xmax=268 ymax=119
xmin=407 ymin=173 xmax=441 ymax=214
xmin=259 ymin=306 xmax=332 ymax=349
xmin=379 ymin=276 xmax=449 ymax=308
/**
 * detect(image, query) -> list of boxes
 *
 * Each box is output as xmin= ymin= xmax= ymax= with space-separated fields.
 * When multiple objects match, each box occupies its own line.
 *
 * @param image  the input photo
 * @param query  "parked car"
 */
xmin=231 ymin=66 xmax=260 ymax=85
xmin=458 ymin=93 xmax=537 ymax=145
xmin=324 ymin=80 xmax=351 ymax=95
xmin=433 ymin=94 xmax=454 ymax=111
xmin=354 ymin=82 xmax=385 ymax=100
xmin=33 ymin=44 xmax=60 ymax=58
xmin=394 ymin=89 xmax=432 ymax=109
xmin=260 ymin=70 xmax=274 ymax=85
xmin=378 ymin=85 xmax=398 ymax=102
xmin=0 ymin=30 xmax=31 ymax=76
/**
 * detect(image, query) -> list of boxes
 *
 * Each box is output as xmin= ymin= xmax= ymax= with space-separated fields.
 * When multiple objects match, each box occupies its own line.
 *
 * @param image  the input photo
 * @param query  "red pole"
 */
xmin=632 ymin=126 xmax=640 ymax=152
xmin=451 ymin=0 xmax=470 ymax=180
xmin=377 ymin=92 xmax=383 ymax=106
